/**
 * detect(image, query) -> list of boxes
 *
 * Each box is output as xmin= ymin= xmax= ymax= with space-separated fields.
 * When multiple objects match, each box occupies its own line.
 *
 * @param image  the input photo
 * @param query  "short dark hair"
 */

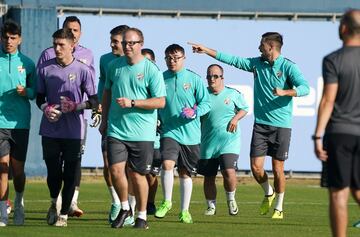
xmin=63 ymin=16 xmax=81 ymax=29
xmin=207 ymin=64 xmax=224 ymax=75
xmin=52 ymin=28 xmax=75 ymax=41
xmin=1 ymin=19 xmax=21 ymax=37
xmin=262 ymin=32 xmax=283 ymax=49
xmin=165 ymin=44 xmax=185 ymax=56
xmin=142 ymin=48 xmax=156 ymax=61
xmin=110 ymin=25 xmax=130 ymax=36
xmin=341 ymin=9 xmax=360 ymax=36
xmin=123 ymin=27 xmax=144 ymax=42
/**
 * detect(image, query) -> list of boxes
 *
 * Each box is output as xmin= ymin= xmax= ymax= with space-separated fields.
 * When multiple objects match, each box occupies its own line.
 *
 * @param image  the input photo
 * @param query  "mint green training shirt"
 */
xmin=105 ymin=57 xmax=166 ymax=141
xmin=98 ymin=52 xmax=118 ymax=102
xmin=201 ymin=86 xmax=249 ymax=159
xmin=159 ymin=68 xmax=211 ymax=145
xmin=216 ymin=52 xmax=309 ymax=128
xmin=0 ymin=49 xmax=37 ymax=129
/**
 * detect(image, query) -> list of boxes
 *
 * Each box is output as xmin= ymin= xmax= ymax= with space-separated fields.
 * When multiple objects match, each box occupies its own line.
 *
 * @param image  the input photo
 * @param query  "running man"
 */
xmin=99 ymin=28 xmax=166 ymax=229
xmin=197 ymin=64 xmax=248 ymax=216
xmin=0 ymin=20 xmax=37 ymax=227
xmin=155 ymin=44 xmax=211 ymax=223
xmin=36 ymin=29 xmax=97 ymax=227
xmin=37 ymin=16 xmax=95 ymax=217
xmin=189 ymin=32 xmax=309 ymax=219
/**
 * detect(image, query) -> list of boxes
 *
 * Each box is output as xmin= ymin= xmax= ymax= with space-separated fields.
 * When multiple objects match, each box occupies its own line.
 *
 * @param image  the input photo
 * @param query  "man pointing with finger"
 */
xmin=189 ymin=32 xmax=309 ymax=219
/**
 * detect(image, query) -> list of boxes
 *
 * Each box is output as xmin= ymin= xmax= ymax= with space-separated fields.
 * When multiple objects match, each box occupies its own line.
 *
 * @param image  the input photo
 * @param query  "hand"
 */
xmin=227 ymin=117 xmax=238 ymax=133
xmin=44 ymin=104 xmax=62 ymax=122
xmin=60 ymin=96 xmax=77 ymax=113
xmin=273 ymin=87 xmax=286 ymax=96
xmin=116 ymin=97 xmax=131 ymax=108
xmin=16 ymin=85 xmax=27 ymax=96
xmin=180 ymin=104 xmax=197 ymax=119
xmin=314 ymin=139 xmax=328 ymax=161
xmin=187 ymin=42 xmax=207 ymax=54
xmin=90 ymin=110 xmax=101 ymax=128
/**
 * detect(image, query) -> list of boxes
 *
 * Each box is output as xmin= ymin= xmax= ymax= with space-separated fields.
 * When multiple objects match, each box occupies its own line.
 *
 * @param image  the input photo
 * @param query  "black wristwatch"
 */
xmin=311 ymin=135 xmax=322 ymax=140
xmin=131 ymin=99 xmax=135 ymax=108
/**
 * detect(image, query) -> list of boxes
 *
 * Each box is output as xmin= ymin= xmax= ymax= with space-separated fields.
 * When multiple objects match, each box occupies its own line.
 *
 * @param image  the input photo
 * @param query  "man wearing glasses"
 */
xmin=155 ymin=44 xmax=211 ymax=224
xmin=100 ymin=28 xmax=166 ymax=229
xmin=197 ymin=64 xmax=248 ymax=216
xmin=189 ymin=32 xmax=309 ymax=219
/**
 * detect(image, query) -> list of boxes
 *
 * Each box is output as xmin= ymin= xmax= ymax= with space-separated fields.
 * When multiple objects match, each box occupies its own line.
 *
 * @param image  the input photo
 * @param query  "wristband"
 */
xmin=131 ymin=100 xmax=135 ymax=108
xmin=311 ymin=135 xmax=322 ymax=140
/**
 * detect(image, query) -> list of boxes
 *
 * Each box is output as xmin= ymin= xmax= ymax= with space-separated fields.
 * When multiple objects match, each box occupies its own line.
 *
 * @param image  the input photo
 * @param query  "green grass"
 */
xmin=2 ymin=177 xmax=359 ymax=237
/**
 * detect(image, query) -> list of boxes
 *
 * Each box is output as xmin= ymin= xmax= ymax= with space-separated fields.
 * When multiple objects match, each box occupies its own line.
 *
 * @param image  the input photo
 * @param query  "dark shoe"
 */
xmin=111 ymin=209 xmax=132 ymax=228
xmin=133 ymin=218 xmax=149 ymax=229
xmin=146 ymin=203 xmax=156 ymax=215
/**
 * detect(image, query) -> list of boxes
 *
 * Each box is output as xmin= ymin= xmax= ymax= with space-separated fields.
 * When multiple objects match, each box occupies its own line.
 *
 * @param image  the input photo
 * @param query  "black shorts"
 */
xmin=324 ymin=133 xmax=360 ymax=189
xmin=150 ymin=149 xmax=161 ymax=176
xmin=250 ymin=123 xmax=291 ymax=161
xmin=42 ymin=136 xmax=82 ymax=162
xmin=161 ymin=137 xmax=200 ymax=176
xmin=101 ymin=135 xmax=107 ymax=152
xmin=107 ymin=136 xmax=154 ymax=175
xmin=197 ymin=154 xmax=238 ymax=177
xmin=0 ymin=129 xmax=29 ymax=162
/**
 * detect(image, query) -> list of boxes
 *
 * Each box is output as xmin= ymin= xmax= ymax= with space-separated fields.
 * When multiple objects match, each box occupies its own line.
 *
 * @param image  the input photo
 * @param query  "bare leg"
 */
xmin=329 ymin=187 xmax=350 ymax=237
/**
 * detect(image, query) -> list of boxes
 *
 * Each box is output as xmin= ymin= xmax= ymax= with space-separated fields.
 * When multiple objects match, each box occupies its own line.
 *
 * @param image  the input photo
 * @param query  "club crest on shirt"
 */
xmin=136 ymin=73 xmax=144 ymax=80
xmin=224 ymin=98 xmax=231 ymax=105
xmin=17 ymin=65 xmax=25 ymax=73
xmin=276 ymin=71 xmax=283 ymax=78
xmin=78 ymin=58 xmax=88 ymax=65
xmin=68 ymin=73 xmax=77 ymax=82
xmin=183 ymin=83 xmax=191 ymax=90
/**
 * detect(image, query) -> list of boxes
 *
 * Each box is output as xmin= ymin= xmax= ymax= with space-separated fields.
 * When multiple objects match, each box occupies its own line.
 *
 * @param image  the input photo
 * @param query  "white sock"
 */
xmin=108 ymin=186 xmax=120 ymax=205
xmin=128 ymin=194 xmax=136 ymax=215
xmin=0 ymin=201 xmax=8 ymax=223
xmin=226 ymin=189 xmax=236 ymax=201
xmin=72 ymin=188 xmax=79 ymax=204
xmin=121 ymin=201 xmax=130 ymax=211
xmin=59 ymin=214 xmax=68 ymax=220
xmin=137 ymin=211 xmax=147 ymax=221
xmin=180 ymin=177 xmax=193 ymax=211
xmin=206 ymin=199 xmax=216 ymax=209
xmin=15 ymin=191 xmax=24 ymax=206
xmin=161 ymin=169 xmax=174 ymax=202
xmin=274 ymin=192 xmax=284 ymax=212
xmin=260 ymin=181 xmax=273 ymax=196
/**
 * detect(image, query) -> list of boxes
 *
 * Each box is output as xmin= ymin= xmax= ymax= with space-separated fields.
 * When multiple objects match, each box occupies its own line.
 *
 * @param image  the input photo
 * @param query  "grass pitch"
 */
xmin=2 ymin=177 xmax=359 ymax=237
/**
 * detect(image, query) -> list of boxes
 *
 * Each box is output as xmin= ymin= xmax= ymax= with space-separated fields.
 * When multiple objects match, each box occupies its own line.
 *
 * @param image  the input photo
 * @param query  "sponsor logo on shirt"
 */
xmin=78 ymin=58 xmax=88 ymax=65
xmin=136 ymin=73 xmax=144 ymax=80
xmin=183 ymin=83 xmax=191 ymax=90
xmin=224 ymin=98 xmax=231 ymax=105
xmin=17 ymin=65 xmax=25 ymax=73
xmin=276 ymin=70 xmax=283 ymax=78
xmin=68 ymin=73 xmax=77 ymax=82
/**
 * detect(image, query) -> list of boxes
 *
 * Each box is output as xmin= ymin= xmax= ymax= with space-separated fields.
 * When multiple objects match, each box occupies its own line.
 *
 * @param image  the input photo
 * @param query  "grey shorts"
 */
xmin=197 ymin=154 xmax=238 ymax=177
xmin=0 ymin=129 xmax=29 ymax=162
xmin=250 ymin=123 xmax=291 ymax=161
xmin=161 ymin=137 xmax=200 ymax=176
xmin=150 ymin=149 xmax=161 ymax=176
xmin=42 ymin=136 xmax=82 ymax=162
xmin=107 ymin=136 xmax=154 ymax=175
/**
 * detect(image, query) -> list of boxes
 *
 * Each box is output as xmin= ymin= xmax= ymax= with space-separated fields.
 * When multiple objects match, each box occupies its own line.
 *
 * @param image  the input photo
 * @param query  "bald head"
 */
xmin=340 ymin=9 xmax=360 ymax=42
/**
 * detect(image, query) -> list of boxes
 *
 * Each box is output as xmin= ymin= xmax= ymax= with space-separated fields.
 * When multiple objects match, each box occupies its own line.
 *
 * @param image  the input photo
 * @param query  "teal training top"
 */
xmin=201 ymin=86 xmax=249 ymax=159
xmin=105 ymin=57 xmax=166 ymax=141
xmin=159 ymin=68 xmax=211 ymax=145
xmin=98 ymin=52 xmax=118 ymax=102
xmin=216 ymin=52 xmax=309 ymax=128
xmin=0 ymin=49 xmax=37 ymax=129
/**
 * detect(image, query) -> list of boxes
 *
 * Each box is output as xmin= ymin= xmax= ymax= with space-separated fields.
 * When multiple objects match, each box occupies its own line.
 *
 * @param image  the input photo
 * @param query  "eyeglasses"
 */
xmin=206 ymin=75 xmax=223 ymax=80
xmin=164 ymin=56 xmax=184 ymax=62
xmin=121 ymin=41 xmax=142 ymax=47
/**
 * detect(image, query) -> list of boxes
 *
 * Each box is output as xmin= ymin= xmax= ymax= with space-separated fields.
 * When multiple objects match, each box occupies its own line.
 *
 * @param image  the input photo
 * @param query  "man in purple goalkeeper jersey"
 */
xmin=37 ymin=16 xmax=95 ymax=217
xmin=36 ymin=29 xmax=98 ymax=227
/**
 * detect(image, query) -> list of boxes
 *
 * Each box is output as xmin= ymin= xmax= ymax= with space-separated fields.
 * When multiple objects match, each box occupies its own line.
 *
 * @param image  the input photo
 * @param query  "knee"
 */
xmin=251 ymin=163 xmax=263 ymax=175
xmin=0 ymin=162 xmax=9 ymax=174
